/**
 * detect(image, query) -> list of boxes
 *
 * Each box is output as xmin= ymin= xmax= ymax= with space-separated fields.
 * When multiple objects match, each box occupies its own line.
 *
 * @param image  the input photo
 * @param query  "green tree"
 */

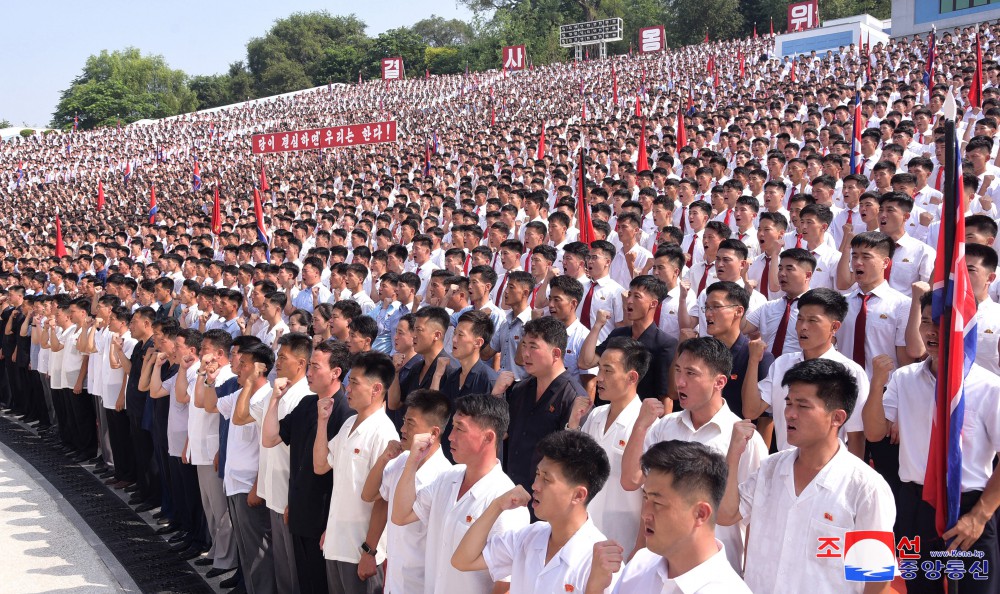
xmin=666 ymin=0 xmax=743 ymax=46
xmin=0 ymin=119 xmax=11 ymax=128
xmin=425 ymin=46 xmax=464 ymax=74
xmin=51 ymin=48 xmax=197 ymax=129
xmin=246 ymin=11 xmax=369 ymax=94
xmin=413 ymin=15 xmax=475 ymax=47
xmin=315 ymin=41 xmax=371 ymax=84
xmin=369 ymin=27 xmax=428 ymax=78
xmin=226 ymin=62 xmax=255 ymax=103
xmin=189 ymin=74 xmax=233 ymax=109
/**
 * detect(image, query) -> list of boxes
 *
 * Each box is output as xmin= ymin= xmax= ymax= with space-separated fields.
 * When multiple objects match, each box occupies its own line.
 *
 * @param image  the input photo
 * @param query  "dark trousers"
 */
xmin=168 ymin=456 xmax=209 ymax=548
xmin=896 ymin=482 xmax=998 ymax=594
xmin=9 ymin=363 xmax=27 ymax=415
xmin=28 ymin=370 xmax=50 ymax=427
xmin=128 ymin=413 xmax=159 ymax=504
xmin=67 ymin=388 xmax=97 ymax=455
xmin=866 ymin=437 xmax=902 ymax=499
xmin=0 ymin=356 xmax=12 ymax=408
xmin=292 ymin=533 xmax=329 ymax=594
xmin=52 ymin=389 xmax=74 ymax=447
xmin=106 ymin=408 xmax=134 ymax=482
xmin=150 ymin=408 xmax=173 ymax=519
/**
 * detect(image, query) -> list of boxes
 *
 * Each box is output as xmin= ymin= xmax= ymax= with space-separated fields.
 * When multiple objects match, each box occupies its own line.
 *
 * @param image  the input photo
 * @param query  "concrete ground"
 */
xmin=0 ymin=442 xmax=132 ymax=594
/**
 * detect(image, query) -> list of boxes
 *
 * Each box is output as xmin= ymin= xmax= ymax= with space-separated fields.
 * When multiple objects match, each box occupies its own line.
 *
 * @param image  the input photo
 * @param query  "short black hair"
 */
xmin=966 ymin=242 xmax=999 ymax=272
xmin=457 ymin=310 xmax=495 ymax=345
xmin=536 ymin=431 xmax=610 ymax=504
xmin=313 ymin=341 xmax=352 ymax=376
xmin=548 ymin=275 xmax=584 ymax=303
xmin=413 ymin=306 xmax=451 ymax=334
xmin=277 ymin=331 xmax=314 ymax=361
xmin=241 ymin=341 xmax=276 ymax=375
xmin=628 ymin=275 xmax=668 ymax=301
xmin=676 ymin=336 xmax=733 ymax=377
xmin=601 ymin=337 xmax=651 ymax=382
xmin=522 ymin=317 xmax=568 ymax=353
xmin=796 ymin=288 xmax=849 ymax=322
xmin=454 ymin=394 xmax=510 ymax=454
xmin=404 ymin=389 xmax=453 ymax=430
xmin=781 ymin=358 xmax=859 ymax=419
xmin=778 ymin=247 xmax=817 ymax=272
xmin=641 ymin=440 xmax=727 ymax=516
xmin=351 ymin=351 xmax=396 ymax=396
xmin=348 ymin=315 xmax=379 ymax=345
xmin=202 ymin=328 xmax=233 ymax=354
xmin=850 ymin=231 xmax=896 ymax=259
xmin=705 ymin=281 xmax=749 ymax=310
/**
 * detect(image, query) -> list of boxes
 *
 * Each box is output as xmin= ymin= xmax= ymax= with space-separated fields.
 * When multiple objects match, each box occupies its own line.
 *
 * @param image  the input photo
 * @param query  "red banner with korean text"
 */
xmin=251 ymin=121 xmax=398 ymax=154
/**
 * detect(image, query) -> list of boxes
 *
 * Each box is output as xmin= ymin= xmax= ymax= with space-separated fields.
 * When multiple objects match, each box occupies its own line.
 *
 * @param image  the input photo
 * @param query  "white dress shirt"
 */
xmin=759 ymin=347 xmax=870 ymax=452
xmin=414 ymin=463 xmax=530 ymax=594
xmin=254 ymin=376 xmax=310 ymax=515
xmin=580 ymin=398 xmax=643 ymax=557
xmin=643 ymin=403 xmax=767 ymax=571
xmin=612 ymin=542 xmax=751 ymax=594
xmin=739 ymin=442 xmax=896 ymax=594
xmin=835 ymin=281 xmax=909 ymax=376
xmin=483 ymin=518 xmax=613 ymax=594
xmin=217 ymin=382 xmax=269 ymax=496
xmin=883 ymin=361 xmax=1000 ymax=491
xmin=975 ymin=299 xmax=1000 ymax=374
xmin=886 ymin=234 xmax=935 ymax=296
xmin=576 ymin=276 xmax=626 ymax=343
xmin=323 ymin=409 xmax=399 ymax=563
xmin=745 ymin=296 xmax=801 ymax=356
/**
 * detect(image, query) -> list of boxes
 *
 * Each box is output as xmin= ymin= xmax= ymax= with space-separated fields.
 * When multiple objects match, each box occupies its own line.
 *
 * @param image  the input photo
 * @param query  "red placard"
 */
xmin=787 ymin=0 xmax=819 ymax=32
xmin=502 ymin=45 xmax=527 ymax=70
xmin=639 ymin=26 xmax=666 ymax=53
xmin=382 ymin=57 xmax=404 ymax=81
xmin=251 ymin=121 xmax=398 ymax=154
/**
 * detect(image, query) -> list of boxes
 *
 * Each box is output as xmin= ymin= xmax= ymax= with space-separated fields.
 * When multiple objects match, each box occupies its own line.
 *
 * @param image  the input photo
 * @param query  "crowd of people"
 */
xmin=0 ymin=14 xmax=999 ymax=594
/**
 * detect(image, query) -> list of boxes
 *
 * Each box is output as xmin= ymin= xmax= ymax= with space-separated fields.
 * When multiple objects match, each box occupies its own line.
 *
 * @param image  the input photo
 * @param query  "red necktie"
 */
xmin=530 ymin=285 xmax=540 ymax=307
xmin=654 ymin=300 xmax=663 ymax=326
xmin=496 ymin=273 xmax=509 ymax=302
xmin=795 ymin=234 xmax=803 ymax=248
xmin=771 ymin=297 xmax=797 ymax=357
xmin=853 ymin=293 xmax=872 ymax=366
xmin=687 ymin=234 xmax=697 ymax=259
xmin=859 ymin=157 xmax=867 ymax=173
xmin=697 ymin=263 xmax=713 ymax=294
xmin=846 ymin=210 xmax=853 ymax=225
xmin=935 ymin=168 xmax=944 ymax=192
xmin=463 ymin=254 xmax=471 ymax=275
xmin=525 ymin=253 xmax=532 ymax=274
xmin=580 ymin=281 xmax=597 ymax=329
xmin=884 ymin=243 xmax=901 ymax=281
xmin=738 ymin=232 xmax=748 ymax=242
xmin=491 ymin=251 xmax=499 ymax=268
xmin=680 ymin=207 xmax=687 ymax=233
xmin=724 ymin=209 xmax=733 ymax=226
xmin=759 ymin=256 xmax=771 ymax=296
xmin=918 ymin=132 xmax=924 ymax=144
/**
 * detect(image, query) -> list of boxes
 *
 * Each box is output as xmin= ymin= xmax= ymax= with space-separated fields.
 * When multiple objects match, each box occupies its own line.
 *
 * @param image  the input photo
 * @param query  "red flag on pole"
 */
xmin=738 ymin=49 xmax=745 ymax=78
xmin=970 ymin=33 xmax=983 ymax=109
xmin=212 ymin=186 xmax=222 ymax=235
xmin=635 ymin=92 xmax=642 ymax=118
xmin=754 ymin=23 xmax=758 ymax=39
xmin=677 ymin=110 xmax=687 ymax=149
xmin=54 ymin=213 xmax=67 ymax=258
xmin=149 ymin=184 xmax=158 ymax=224
xmin=790 ymin=59 xmax=797 ymax=83
xmin=770 ymin=17 xmax=774 ymax=36
xmin=577 ymin=151 xmax=596 ymax=244
xmin=703 ymin=31 xmax=709 ymax=44
xmin=97 ymin=180 xmax=105 ymax=212
xmin=636 ymin=120 xmax=650 ymax=172
xmin=537 ymin=122 xmax=546 ymax=161
xmin=491 ymin=105 xmax=496 ymax=126
xmin=260 ymin=163 xmax=269 ymax=192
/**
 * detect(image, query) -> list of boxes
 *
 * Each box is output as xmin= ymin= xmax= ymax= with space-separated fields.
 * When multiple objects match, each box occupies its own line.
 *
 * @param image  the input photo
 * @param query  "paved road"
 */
xmin=0 ymin=442 xmax=130 ymax=594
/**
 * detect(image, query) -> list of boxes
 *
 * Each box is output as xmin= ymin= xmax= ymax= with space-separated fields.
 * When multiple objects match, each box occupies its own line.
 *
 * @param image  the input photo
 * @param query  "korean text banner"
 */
xmin=252 ymin=121 xmax=397 ymax=154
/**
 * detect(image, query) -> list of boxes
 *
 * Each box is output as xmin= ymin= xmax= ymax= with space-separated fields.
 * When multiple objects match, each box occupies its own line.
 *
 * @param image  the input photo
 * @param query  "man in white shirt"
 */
xmin=578 ymin=241 xmax=626 ymax=343
xmin=412 ymin=235 xmax=440 ymax=298
xmin=863 ymin=293 xmax=1000 ymax=594
xmin=719 ymin=358 xmax=896 ymax=594
xmin=620 ymin=337 xmax=767 ymax=572
xmin=452 ymin=430 xmax=614 ymax=593
xmin=568 ymin=337 xmax=646 ymax=557
xmin=586 ymin=441 xmax=752 ymax=594
xmin=314 ymin=351 xmax=399 ymax=594
xmin=361 ymin=389 xmax=453 ymax=594
xmin=392 ymin=394 xmax=530 ymax=594
xmin=744 ymin=248 xmax=815 ymax=358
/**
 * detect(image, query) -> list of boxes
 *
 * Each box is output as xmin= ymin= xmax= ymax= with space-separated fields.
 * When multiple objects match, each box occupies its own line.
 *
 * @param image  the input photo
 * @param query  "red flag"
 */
xmin=970 ymin=33 xmax=983 ymax=109
xmin=491 ymin=105 xmax=496 ymax=126
xmin=686 ymin=87 xmax=694 ymax=113
xmin=703 ymin=31 xmax=709 ymax=44
xmin=212 ymin=186 xmax=221 ymax=235
xmin=577 ymin=151 xmax=596 ymax=244
xmin=770 ymin=17 xmax=774 ymax=36
xmin=97 ymin=179 xmax=105 ymax=212
xmin=754 ymin=23 xmax=758 ymax=39
xmin=635 ymin=92 xmax=642 ymax=118
xmin=425 ymin=69 xmax=429 ymax=79
xmin=712 ymin=57 xmax=719 ymax=88
xmin=260 ymin=163 xmax=269 ymax=192
xmin=677 ymin=110 xmax=687 ymax=149
xmin=790 ymin=59 xmax=796 ymax=83
xmin=612 ymin=64 xmax=618 ymax=105
xmin=636 ymin=120 xmax=650 ymax=172
xmin=149 ymin=184 xmax=158 ymax=224
xmin=54 ymin=213 xmax=67 ymax=258
xmin=537 ymin=122 xmax=546 ymax=161
xmin=738 ymin=49 xmax=745 ymax=78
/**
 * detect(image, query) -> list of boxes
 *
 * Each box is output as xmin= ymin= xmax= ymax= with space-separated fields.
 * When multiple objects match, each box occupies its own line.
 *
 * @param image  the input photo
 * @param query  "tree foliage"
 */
xmin=51 ymin=48 xmax=197 ymax=130
xmin=413 ymin=15 xmax=475 ymax=47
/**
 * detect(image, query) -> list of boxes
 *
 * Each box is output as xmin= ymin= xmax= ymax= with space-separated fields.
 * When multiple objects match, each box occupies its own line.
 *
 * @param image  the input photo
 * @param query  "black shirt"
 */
xmin=278 ymin=389 xmax=353 ymax=537
xmin=392 ymin=350 xmax=452 ymax=430
xmin=502 ymin=370 xmax=584 ymax=492
xmin=723 ymin=334 xmax=774 ymax=419
xmin=438 ymin=359 xmax=497 ymax=462
xmin=595 ymin=323 xmax=677 ymax=402
xmin=125 ymin=338 xmax=152 ymax=419
xmin=1 ymin=309 xmax=20 ymax=359
xmin=13 ymin=315 xmax=30 ymax=367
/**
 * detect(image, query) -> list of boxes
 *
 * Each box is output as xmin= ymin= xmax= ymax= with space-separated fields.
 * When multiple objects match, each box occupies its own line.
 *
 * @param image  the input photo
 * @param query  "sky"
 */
xmin=1 ymin=0 xmax=475 ymax=128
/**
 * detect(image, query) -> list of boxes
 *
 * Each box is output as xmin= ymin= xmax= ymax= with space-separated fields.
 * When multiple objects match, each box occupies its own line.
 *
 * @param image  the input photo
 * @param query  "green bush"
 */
xmin=19 ymin=129 xmax=34 ymax=137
